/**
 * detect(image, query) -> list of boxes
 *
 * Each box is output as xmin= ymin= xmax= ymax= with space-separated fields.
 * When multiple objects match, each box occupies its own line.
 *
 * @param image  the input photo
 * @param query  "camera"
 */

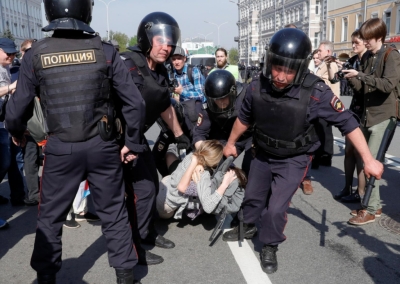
xmin=336 ymin=62 xmax=353 ymax=79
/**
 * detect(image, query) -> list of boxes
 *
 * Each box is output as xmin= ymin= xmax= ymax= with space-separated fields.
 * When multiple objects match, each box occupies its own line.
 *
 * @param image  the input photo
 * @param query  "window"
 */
xmin=314 ymin=32 xmax=319 ymax=48
xmin=385 ymin=12 xmax=391 ymax=35
xmin=330 ymin=21 xmax=335 ymax=42
xmin=342 ymin=18 xmax=348 ymax=42
xmin=356 ymin=14 xmax=363 ymax=29
xmin=316 ymin=1 xmax=320 ymax=15
xmin=397 ymin=7 xmax=400 ymax=34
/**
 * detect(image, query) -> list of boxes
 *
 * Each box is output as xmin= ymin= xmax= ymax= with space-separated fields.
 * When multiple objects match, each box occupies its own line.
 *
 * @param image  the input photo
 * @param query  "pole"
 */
xmin=204 ymin=21 xmax=228 ymax=47
xmin=98 ymin=0 xmax=117 ymax=41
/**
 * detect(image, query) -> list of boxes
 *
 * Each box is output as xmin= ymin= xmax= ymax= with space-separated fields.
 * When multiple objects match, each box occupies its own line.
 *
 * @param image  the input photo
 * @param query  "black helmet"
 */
xmin=137 ymin=12 xmax=181 ymax=55
xmin=263 ymin=28 xmax=311 ymax=85
xmin=42 ymin=0 xmax=95 ymax=33
xmin=204 ymin=70 xmax=236 ymax=113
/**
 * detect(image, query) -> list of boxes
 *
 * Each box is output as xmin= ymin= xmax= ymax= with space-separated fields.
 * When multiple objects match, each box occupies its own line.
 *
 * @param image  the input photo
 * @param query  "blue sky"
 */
xmin=42 ymin=0 xmax=239 ymax=49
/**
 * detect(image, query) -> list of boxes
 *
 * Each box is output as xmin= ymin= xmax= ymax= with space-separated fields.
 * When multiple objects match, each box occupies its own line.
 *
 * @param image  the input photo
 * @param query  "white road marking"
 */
xmin=334 ymin=137 xmax=400 ymax=169
xmin=222 ymin=215 xmax=272 ymax=284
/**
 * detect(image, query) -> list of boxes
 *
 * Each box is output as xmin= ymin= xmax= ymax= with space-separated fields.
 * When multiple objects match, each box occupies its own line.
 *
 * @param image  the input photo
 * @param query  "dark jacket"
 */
xmin=348 ymin=45 xmax=400 ymax=127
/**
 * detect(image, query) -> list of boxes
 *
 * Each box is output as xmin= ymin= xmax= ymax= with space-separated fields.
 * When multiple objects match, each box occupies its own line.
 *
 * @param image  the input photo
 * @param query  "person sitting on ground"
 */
xmin=156 ymin=140 xmax=246 ymax=220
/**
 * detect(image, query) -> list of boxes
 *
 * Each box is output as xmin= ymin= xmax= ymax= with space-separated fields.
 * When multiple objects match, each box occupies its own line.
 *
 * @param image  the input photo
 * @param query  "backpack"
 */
xmin=211 ymin=156 xmax=245 ymax=215
xmin=27 ymin=96 xmax=47 ymax=143
xmin=383 ymin=45 xmax=400 ymax=120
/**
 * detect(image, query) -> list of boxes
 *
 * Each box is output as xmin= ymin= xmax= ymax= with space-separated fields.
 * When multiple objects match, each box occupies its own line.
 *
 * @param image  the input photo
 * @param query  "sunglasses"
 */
xmin=0 ymin=49 xmax=17 ymax=57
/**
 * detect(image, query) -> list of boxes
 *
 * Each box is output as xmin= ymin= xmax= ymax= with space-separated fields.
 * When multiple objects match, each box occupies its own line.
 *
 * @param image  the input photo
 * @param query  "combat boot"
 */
xmin=222 ymin=223 xmax=257 ymax=242
xmin=37 ymin=274 xmax=56 ymax=284
xmin=115 ymin=269 xmax=142 ymax=284
xmin=260 ymin=245 xmax=278 ymax=274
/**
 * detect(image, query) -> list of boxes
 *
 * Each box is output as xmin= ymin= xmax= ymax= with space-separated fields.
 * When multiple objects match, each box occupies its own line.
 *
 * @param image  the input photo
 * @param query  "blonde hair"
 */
xmin=193 ymin=140 xmax=223 ymax=169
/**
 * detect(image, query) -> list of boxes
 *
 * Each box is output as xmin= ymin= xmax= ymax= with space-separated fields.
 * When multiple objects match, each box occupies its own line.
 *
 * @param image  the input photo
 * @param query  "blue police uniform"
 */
xmin=237 ymin=73 xmax=359 ymax=245
xmin=192 ymin=85 xmax=253 ymax=175
xmin=5 ymin=31 xmax=144 ymax=274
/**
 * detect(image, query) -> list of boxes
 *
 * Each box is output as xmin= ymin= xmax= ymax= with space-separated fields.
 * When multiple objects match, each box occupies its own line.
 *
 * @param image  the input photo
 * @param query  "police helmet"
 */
xmin=263 ymin=28 xmax=312 ymax=85
xmin=137 ymin=12 xmax=181 ymax=55
xmin=43 ymin=0 xmax=95 ymax=33
xmin=204 ymin=70 xmax=236 ymax=114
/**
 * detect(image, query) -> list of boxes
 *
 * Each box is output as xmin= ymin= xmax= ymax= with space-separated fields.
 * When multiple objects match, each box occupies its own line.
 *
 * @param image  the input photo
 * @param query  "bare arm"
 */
xmin=177 ymin=155 xmax=198 ymax=193
xmin=345 ymin=127 xmax=383 ymax=179
xmin=160 ymin=105 xmax=183 ymax=137
xmin=223 ymin=118 xmax=250 ymax=157
xmin=0 ymin=81 xmax=17 ymax=97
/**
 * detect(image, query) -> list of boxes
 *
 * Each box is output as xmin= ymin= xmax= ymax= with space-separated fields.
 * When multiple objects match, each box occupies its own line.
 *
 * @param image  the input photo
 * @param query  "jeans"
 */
xmin=0 ymin=128 xmax=26 ymax=202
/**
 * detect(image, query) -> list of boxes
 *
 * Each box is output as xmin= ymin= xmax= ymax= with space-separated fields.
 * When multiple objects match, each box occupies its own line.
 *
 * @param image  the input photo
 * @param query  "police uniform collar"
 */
xmin=42 ymin=18 xmax=95 ymax=33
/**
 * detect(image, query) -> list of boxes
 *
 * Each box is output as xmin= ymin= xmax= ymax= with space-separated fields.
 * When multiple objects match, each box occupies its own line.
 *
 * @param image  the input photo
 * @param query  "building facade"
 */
xmin=182 ymin=37 xmax=215 ymax=54
xmin=0 ymin=0 xmax=43 ymax=49
xmin=328 ymin=0 xmax=400 ymax=56
xmin=235 ymin=0 xmax=327 ymax=65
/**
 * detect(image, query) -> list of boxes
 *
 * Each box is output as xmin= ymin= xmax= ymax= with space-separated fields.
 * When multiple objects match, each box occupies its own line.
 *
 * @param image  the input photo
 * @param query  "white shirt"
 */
xmin=0 ymin=64 xmax=11 ymax=129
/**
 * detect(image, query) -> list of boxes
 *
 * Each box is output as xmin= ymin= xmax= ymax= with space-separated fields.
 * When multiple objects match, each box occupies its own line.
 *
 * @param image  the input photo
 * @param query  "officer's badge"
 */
xmin=330 ymin=96 xmax=345 ymax=112
xmin=157 ymin=141 xmax=165 ymax=152
xmin=197 ymin=114 xmax=203 ymax=126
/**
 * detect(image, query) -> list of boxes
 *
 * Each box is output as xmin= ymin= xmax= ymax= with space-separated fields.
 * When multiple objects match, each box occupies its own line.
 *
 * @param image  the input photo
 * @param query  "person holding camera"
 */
xmin=334 ymin=30 xmax=370 ymax=203
xmin=343 ymin=18 xmax=400 ymax=226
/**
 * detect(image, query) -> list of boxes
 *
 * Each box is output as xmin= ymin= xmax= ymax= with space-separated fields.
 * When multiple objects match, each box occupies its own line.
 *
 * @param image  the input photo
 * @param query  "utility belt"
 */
xmin=254 ymin=125 xmax=318 ymax=157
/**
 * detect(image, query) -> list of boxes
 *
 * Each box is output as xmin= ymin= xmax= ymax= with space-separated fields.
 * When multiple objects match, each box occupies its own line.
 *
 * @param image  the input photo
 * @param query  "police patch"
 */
xmin=41 ymin=50 xmax=96 ymax=69
xmin=197 ymin=114 xmax=203 ymax=126
xmin=330 ymin=96 xmax=345 ymax=112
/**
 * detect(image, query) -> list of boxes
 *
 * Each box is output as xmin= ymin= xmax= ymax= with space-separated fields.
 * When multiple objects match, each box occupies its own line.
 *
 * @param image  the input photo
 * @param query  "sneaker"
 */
xmin=63 ymin=219 xmax=81 ymax=229
xmin=260 ymin=245 xmax=278 ymax=274
xmin=75 ymin=212 xmax=100 ymax=222
xmin=301 ymin=179 xmax=313 ymax=195
xmin=348 ymin=209 xmax=375 ymax=226
xmin=0 ymin=218 xmax=9 ymax=229
xmin=350 ymin=208 xmax=382 ymax=218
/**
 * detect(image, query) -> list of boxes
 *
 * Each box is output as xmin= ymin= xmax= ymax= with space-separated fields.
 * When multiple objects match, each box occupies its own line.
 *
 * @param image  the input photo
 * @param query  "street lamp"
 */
xmin=204 ymin=21 xmax=228 ymax=47
xmin=97 ymin=0 xmax=118 ymax=41
xmin=198 ymin=32 xmax=213 ymax=54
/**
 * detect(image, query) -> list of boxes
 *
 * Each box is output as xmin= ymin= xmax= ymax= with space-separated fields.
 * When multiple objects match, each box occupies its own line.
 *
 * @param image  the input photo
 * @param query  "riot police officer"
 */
xmin=222 ymin=28 xmax=383 ymax=274
xmin=120 ymin=12 xmax=190 ymax=265
xmin=193 ymin=70 xmax=253 ymax=175
xmin=5 ymin=1 xmax=144 ymax=283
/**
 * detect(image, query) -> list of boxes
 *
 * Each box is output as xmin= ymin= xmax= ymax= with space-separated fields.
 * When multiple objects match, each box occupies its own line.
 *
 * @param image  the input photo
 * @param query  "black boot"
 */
xmin=137 ymin=246 xmax=164 ymax=265
xmin=222 ymin=223 xmax=257 ymax=242
xmin=333 ymin=186 xmax=351 ymax=200
xmin=141 ymin=231 xmax=175 ymax=249
xmin=260 ymin=245 xmax=278 ymax=274
xmin=341 ymin=191 xmax=361 ymax=203
xmin=37 ymin=274 xmax=56 ymax=284
xmin=115 ymin=269 xmax=142 ymax=284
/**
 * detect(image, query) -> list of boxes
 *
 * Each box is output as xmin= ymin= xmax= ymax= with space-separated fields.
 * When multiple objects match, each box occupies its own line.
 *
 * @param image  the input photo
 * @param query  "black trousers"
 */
xmin=31 ymin=135 xmax=137 ymax=274
xmin=23 ymin=135 xmax=40 ymax=202
xmin=242 ymin=150 xmax=311 ymax=245
xmin=125 ymin=141 xmax=159 ymax=242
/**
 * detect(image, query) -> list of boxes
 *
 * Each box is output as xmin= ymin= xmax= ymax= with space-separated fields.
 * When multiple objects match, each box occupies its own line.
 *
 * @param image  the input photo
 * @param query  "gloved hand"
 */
xmin=175 ymin=134 xmax=190 ymax=150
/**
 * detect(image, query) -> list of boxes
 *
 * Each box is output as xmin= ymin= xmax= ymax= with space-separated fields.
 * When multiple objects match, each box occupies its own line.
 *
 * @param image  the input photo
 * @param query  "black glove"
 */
xmin=175 ymin=134 xmax=190 ymax=150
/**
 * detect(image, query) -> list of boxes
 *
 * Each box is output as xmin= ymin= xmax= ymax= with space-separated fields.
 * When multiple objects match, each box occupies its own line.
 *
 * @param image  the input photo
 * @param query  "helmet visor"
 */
xmin=263 ymin=51 xmax=311 ymax=86
xmin=206 ymin=88 xmax=236 ymax=114
xmin=145 ymin=24 xmax=181 ymax=48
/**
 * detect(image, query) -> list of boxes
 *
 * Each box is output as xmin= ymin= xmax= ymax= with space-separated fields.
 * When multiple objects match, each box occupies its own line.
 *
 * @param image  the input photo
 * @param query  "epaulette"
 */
xmin=313 ymin=81 xmax=328 ymax=92
xmin=102 ymin=40 xmax=113 ymax=47
xmin=120 ymin=55 xmax=127 ymax=61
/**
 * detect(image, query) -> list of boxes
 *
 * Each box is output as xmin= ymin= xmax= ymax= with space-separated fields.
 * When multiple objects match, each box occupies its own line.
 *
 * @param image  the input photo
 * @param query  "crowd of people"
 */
xmin=0 ymin=0 xmax=398 ymax=283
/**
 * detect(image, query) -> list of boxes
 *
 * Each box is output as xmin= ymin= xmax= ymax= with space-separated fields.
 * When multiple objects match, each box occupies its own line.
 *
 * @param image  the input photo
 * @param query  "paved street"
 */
xmin=1 ymin=97 xmax=399 ymax=284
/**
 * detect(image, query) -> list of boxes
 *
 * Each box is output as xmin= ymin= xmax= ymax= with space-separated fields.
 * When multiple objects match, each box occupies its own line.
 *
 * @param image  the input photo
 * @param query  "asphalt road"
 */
xmin=1 ymin=95 xmax=399 ymax=284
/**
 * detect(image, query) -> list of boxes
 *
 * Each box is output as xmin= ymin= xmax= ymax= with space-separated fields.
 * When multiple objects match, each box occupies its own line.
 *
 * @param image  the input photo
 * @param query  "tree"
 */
xmin=228 ymin=48 xmax=239 ymax=65
xmin=102 ymin=30 xmax=129 ymax=52
xmin=2 ymin=29 xmax=15 ymax=41
xmin=129 ymin=36 xmax=137 ymax=47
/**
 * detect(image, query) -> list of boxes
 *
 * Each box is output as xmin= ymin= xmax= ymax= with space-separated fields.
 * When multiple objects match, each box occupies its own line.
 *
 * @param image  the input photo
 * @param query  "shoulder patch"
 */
xmin=313 ymin=81 xmax=327 ymax=91
xmin=330 ymin=96 xmax=345 ymax=112
xmin=197 ymin=113 xmax=203 ymax=126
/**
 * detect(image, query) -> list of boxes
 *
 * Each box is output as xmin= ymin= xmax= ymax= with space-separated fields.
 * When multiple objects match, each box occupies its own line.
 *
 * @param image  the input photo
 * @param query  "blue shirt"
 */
xmin=173 ymin=64 xmax=205 ymax=103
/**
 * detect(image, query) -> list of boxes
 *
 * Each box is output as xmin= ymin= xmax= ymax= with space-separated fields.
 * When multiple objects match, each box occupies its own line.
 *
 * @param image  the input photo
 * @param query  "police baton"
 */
xmin=361 ymin=128 xmax=392 ymax=208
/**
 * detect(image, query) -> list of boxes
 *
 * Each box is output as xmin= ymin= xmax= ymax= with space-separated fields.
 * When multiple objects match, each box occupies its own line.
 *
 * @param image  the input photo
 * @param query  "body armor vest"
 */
xmin=32 ymin=36 xmax=110 ymax=142
xmin=206 ymin=84 xmax=252 ymax=141
xmin=122 ymin=49 xmax=171 ymax=131
xmin=253 ymin=74 xmax=320 ymax=157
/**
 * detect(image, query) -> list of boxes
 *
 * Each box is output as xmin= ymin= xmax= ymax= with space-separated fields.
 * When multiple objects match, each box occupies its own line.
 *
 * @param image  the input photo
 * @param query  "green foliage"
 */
xmin=129 ymin=36 xmax=137 ymax=47
xmin=102 ymin=30 xmax=129 ymax=52
xmin=1 ymin=29 xmax=14 ymax=41
xmin=228 ymin=47 xmax=239 ymax=64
